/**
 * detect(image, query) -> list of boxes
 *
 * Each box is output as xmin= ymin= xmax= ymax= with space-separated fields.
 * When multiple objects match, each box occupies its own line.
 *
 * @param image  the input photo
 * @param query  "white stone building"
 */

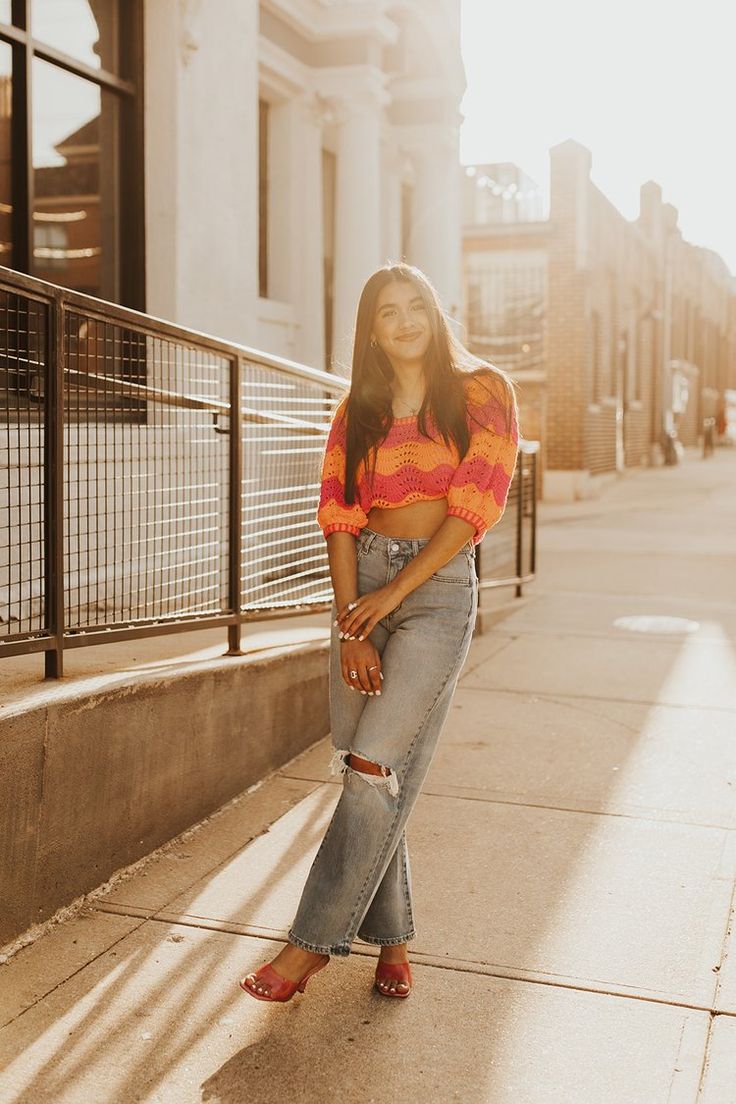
xmin=0 ymin=0 xmax=466 ymax=632
xmin=145 ymin=0 xmax=466 ymax=372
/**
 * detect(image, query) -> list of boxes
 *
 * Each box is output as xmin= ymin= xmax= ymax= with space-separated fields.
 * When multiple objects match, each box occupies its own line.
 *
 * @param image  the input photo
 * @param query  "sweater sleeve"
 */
xmin=445 ymin=369 xmax=520 ymax=543
xmin=316 ymin=395 xmax=369 ymax=539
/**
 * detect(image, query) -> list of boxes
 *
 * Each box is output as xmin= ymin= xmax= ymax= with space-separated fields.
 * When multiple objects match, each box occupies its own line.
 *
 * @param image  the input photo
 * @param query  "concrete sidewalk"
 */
xmin=2 ymin=449 xmax=736 ymax=1104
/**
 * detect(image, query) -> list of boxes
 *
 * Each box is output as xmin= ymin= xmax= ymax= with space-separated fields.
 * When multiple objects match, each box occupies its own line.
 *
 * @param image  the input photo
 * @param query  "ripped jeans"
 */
xmin=287 ymin=526 xmax=478 ymax=957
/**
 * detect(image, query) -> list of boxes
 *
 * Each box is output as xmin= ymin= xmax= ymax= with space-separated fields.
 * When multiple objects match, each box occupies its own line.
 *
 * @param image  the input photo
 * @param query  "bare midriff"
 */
xmin=365 ymin=497 xmax=449 ymax=540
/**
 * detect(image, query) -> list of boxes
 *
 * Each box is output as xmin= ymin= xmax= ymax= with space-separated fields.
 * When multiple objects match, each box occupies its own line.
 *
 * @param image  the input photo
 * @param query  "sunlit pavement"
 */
xmin=2 ymin=447 xmax=736 ymax=1104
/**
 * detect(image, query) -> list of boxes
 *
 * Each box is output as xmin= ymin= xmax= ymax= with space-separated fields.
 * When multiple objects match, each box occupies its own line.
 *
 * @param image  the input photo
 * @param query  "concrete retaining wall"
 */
xmin=0 ymin=640 xmax=330 ymax=947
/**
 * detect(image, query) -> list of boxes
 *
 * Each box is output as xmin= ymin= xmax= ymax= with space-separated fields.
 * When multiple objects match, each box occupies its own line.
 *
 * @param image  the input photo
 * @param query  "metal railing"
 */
xmin=0 ymin=265 xmax=538 ymax=680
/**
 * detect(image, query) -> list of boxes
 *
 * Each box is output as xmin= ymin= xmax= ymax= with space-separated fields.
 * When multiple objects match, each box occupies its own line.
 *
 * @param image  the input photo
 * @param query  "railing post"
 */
xmin=530 ymin=451 xmax=538 ymax=577
xmin=226 ymin=355 xmax=244 ymax=655
xmin=44 ymin=295 xmax=65 ymax=678
xmin=515 ymin=454 xmax=524 ymax=598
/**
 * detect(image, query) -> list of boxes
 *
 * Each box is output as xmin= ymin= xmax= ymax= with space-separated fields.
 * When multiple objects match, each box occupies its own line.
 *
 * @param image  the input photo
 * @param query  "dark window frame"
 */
xmin=0 ymin=0 xmax=144 ymax=309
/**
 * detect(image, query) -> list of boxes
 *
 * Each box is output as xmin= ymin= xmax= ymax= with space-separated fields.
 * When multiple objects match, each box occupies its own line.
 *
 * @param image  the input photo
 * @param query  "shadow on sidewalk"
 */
xmin=3 ymin=453 xmax=736 ymax=1103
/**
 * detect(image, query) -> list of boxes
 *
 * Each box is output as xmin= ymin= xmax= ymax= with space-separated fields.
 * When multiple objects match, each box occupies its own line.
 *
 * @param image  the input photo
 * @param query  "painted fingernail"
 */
xmin=333 ymin=619 xmax=338 ymax=626
xmin=338 ymin=631 xmax=344 ymax=639
xmin=361 ymin=690 xmax=367 ymax=695
xmin=375 ymin=690 xmax=381 ymax=695
xmin=358 ymin=635 xmax=364 ymax=641
xmin=379 ymin=672 xmax=384 ymax=680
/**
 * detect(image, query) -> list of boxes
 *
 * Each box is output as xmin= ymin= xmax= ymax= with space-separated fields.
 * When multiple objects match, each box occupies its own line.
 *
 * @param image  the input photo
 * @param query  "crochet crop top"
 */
xmin=317 ymin=368 xmax=520 ymax=546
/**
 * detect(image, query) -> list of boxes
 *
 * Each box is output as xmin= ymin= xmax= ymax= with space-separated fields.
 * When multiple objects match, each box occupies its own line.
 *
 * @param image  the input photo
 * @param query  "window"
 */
xmin=32 ymin=0 xmax=119 ymax=72
xmin=400 ymin=183 xmax=413 ymax=262
xmin=32 ymin=221 xmax=69 ymax=270
xmin=464 ymin=250 xmax=546 ymax=373
xmin=0 ymin=0 xmax=143 ymax=305
xmin=0 ymin=40 xmax=11 ymax=265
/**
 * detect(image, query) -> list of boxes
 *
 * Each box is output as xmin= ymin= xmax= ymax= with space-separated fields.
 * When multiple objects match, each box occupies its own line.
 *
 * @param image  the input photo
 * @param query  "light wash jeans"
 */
xmin=287 ymin=526 xmax=478 ymax=957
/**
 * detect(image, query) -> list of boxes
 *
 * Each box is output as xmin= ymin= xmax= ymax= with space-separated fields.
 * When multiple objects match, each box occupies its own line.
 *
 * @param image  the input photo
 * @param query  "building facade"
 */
xmin=0 ymin=0 xmax=467 ymax=651
xmin=0 ymin=1 xmax=144 ymax=307
xmin=0 ymin=0 xmax=465 ymax=378
xmin=463 ymin=140 xmax=736 ymax=501
xmin=146 ymin=0 xmax=465 ymax=373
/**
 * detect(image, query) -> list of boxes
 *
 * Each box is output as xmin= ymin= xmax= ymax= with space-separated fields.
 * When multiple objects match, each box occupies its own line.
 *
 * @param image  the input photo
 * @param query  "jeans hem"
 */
xmin=287 ymin=930 xmax=351 ymax=957
xmin=357 ymin=931 xmax=416 ymax=947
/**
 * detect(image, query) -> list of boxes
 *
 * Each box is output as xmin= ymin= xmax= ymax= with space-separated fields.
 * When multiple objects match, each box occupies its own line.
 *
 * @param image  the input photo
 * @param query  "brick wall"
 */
xmin=462 ymin=142 xmax=736 ymax=500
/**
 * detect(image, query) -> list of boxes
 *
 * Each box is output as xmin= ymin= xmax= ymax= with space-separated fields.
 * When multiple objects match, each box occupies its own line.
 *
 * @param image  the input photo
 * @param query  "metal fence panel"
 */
xmin=1 ymin=290 xmax=47 ymax=639
xmin=62 ymin=313 xmax=231 ymax=630
xmin=239 ymin=361 xmax=334 ymax=611
xmin=0 ymin=266 xmax=537 ymax=680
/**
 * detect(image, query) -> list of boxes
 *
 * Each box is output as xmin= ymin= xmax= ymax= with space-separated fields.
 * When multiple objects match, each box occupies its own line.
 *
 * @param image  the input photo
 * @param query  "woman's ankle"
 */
xmin=283 ymin=942 xmax=328 ymax=962
xmin=378 ymin=942 xmax=408 ymax=962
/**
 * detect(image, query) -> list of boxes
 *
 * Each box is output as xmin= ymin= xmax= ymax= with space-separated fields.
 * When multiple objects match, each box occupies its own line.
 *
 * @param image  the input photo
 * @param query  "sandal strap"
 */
xmin=375 ymin=961 xmax=412 ymax=984
xmin=246 ymin=962 xmax=296 ymax=999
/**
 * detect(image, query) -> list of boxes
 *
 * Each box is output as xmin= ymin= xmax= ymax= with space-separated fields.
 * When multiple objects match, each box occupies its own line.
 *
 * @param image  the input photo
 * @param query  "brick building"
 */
xmin=463 ymin=139 xmax=736 ymax=501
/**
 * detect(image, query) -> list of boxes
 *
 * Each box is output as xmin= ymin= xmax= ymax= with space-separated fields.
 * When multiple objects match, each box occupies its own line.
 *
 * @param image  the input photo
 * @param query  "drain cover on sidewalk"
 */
xmin=613 ymin=615 xmax=700 ymax=634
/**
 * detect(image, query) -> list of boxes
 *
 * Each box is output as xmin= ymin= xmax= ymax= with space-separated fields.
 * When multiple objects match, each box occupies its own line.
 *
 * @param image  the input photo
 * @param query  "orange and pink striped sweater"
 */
xmin=317 ymin=368 xmax=519 ymax=546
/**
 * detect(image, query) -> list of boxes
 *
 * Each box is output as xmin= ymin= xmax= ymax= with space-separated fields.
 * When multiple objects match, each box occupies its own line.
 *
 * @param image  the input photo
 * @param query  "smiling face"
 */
xmin=371 ymin=279 xmax=433 ymax=367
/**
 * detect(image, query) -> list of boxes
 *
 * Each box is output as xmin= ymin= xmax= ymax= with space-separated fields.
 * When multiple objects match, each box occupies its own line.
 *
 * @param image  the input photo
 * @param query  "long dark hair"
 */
xmin=341 ymin=262 xmax=519 ymax=504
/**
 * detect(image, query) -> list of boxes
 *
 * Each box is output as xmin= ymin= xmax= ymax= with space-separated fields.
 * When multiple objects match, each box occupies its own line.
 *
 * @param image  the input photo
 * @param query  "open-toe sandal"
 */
xmin=374 ymin=960 xmax=412 ymax=998
xmin=240 ymin=956 xmax=328 ymax=1003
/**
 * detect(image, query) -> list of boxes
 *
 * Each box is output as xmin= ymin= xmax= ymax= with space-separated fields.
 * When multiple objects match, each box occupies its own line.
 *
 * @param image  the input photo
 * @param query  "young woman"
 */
xmin=240 ymin=262 xmax=519 ymax=1002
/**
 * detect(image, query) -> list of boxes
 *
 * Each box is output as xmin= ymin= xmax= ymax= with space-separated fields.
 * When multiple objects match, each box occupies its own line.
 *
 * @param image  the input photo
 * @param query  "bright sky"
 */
xmin=460 ymin=0 xmax=736 ymax=277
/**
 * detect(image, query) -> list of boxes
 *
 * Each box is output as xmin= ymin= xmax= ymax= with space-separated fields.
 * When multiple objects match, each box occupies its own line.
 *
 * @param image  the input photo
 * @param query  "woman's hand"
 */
xmin=340 ymin=638 xmax=383 ymax=694
xmin=334 ymin=585 xmax=401 ymax=644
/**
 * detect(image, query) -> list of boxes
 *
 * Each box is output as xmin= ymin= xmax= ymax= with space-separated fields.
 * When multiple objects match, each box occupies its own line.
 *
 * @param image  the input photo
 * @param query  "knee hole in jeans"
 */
xmin=329 ymin=748 xmax=399 ymax=797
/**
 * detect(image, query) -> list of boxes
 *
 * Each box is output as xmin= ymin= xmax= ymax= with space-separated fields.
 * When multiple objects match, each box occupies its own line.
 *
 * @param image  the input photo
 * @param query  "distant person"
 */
xmin=240 ymin=262 xmax=519 ymax=1001
xmin=716 ymin=401 xmax=726 ymax=439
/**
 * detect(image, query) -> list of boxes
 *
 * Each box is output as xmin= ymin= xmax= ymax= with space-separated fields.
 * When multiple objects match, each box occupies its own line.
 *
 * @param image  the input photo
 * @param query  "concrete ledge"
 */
xmin=0 ymin=639 xmax=330 ymax=947
xmin=543 ymin=467 xmax=619 ymax=502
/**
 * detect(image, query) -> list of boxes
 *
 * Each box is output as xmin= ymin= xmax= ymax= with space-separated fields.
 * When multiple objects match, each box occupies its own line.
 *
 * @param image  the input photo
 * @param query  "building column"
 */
xmin=144 ymin=0 xmax=259 ymax=345
xmin=329 ymin=82 xmax=387 ymax=376
xmin=407 ymin=124 xmax=462 ymax=319
xmin=296 ymin=98 xmax=327 ymax=371
xmin=381 ymin=143 xmax=404 ymax=264
xmin=265 ymin=95 xmax=325 ymax=369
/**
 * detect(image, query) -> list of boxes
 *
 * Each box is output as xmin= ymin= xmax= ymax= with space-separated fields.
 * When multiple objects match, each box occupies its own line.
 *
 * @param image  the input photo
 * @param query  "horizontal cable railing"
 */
xmin=0 ymin=265 xmax=538 ymax=680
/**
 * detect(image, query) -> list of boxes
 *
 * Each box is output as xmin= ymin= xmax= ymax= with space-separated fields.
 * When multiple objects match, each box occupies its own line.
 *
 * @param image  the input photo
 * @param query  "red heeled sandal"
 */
xmin=239 ymin=955 xmax=329 ymax=1003
xmin=374 ymin=960 xmax=412 ymax=998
